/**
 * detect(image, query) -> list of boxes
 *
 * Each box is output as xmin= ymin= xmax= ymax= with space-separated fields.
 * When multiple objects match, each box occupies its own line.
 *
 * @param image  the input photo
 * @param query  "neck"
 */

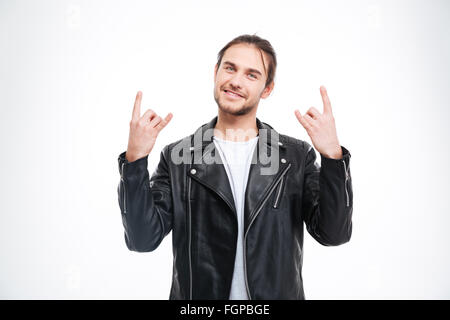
xmin=214 ymin=110 xmax=258 ymax=142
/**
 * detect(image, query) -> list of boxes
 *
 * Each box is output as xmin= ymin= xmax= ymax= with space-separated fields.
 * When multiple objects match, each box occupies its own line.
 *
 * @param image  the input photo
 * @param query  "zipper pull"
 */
xmin=273 ymin=176 xmax=284 ymax=209
xmin=121 ymin=162 xmax=127 ymax=214
xmin=342 ymin=159 xmax=350 ymax=207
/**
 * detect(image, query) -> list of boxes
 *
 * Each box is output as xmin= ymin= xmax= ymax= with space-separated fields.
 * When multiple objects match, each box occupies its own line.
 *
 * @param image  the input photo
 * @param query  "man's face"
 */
xmin=214 ymin=44 xmax=274 ymax=116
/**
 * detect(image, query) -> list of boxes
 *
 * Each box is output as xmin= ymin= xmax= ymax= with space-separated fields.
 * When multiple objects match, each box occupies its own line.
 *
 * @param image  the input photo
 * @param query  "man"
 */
xmin=117 ymin=34 xmax=353 ymax=300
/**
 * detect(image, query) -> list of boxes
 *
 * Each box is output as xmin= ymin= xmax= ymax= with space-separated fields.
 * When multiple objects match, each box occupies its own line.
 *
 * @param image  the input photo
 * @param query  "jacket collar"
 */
xmin=187 ymin=116 xmax=291 ymax=233
xmin=191 ymin=115 xmax=278 ymax=149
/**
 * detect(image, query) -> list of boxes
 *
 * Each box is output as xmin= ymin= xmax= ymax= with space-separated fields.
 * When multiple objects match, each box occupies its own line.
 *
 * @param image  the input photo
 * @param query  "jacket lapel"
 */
xmin=243 ymin=123 xmax=289 ymax=233
xmin=186 ymin=116 xmax=290 ymax=227
xmin=187 ymin=116 xmax=237 ymax=216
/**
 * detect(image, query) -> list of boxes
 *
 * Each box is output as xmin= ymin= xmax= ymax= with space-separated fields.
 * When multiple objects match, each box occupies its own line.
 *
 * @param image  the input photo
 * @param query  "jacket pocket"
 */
xmin=272 ymin=176 xmax=285 ymax=209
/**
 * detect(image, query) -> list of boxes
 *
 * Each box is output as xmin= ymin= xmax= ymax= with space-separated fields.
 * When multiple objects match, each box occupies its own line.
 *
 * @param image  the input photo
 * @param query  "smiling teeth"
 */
xmin=226 ymin=90 xmax=241 ymax=97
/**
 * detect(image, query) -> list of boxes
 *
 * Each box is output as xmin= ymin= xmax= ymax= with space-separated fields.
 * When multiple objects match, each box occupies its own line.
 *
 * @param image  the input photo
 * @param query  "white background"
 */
xmin=1 ymin=0 xmax=449 ymax=299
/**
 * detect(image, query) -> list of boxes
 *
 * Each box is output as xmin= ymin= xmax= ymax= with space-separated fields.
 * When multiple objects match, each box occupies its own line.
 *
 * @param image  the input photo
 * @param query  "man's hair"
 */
xmin=216 ymin=34 xmax=277 ymax=89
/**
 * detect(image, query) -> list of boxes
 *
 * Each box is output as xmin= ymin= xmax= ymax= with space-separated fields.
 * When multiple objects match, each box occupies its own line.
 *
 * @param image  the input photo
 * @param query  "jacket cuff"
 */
xmin=319 ymin=146 xmax=351 ymax=178
xmin=118 ymin=151 xmax=149 ymax=180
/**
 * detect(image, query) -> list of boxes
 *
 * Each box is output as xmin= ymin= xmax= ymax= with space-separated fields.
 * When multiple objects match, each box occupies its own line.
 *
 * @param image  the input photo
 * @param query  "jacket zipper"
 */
xmin=187 ymin=171 xmax=238 ymax=300
xmin=187 ymin=145 xmax=194 ymax=300
xmin=273 ymin=176 xmax=284 ymax=209
xmin=121 ymin=162 xmax=127 ymax=214
xmin=187 ymin=174 xmax=193 ymax=300
xmin=243 ymin=163 xmax=291 ymax=299
xmin=343 ymin=159 xmax=350 ymax=207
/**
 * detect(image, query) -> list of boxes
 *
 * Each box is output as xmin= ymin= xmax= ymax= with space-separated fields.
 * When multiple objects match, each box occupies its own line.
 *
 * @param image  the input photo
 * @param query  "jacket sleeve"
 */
xmin=301 ymin=142 xmax=353 ymax=246
xmin=117 ymin=145 xmax=173 ymax=252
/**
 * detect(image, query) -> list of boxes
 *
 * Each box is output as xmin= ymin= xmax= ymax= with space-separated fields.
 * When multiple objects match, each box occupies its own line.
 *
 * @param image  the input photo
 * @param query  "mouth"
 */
xmin=223 ymin=89 xmax=244 ymax=99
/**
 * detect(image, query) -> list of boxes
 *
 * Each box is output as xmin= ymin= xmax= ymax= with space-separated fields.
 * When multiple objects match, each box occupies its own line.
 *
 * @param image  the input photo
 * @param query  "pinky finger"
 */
xmin=156 ymin=112 xmax=173 ymax=131
xmin=295 ymin=110 xmax=312 ymax=131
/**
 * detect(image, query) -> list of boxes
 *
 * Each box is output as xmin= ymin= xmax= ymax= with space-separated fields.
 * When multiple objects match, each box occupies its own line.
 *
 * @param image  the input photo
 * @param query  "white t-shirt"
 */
xmin=213 ymin=135 xmax=259 ymax=300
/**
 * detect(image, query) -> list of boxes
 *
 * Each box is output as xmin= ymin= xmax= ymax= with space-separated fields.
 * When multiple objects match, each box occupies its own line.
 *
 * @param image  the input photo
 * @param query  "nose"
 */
xmin=229 ymin=72 xmax=244 ymax=90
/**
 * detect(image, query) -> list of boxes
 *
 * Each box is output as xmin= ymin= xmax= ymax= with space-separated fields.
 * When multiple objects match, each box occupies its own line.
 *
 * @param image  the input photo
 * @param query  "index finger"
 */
xmin=320 ymin=86 xmax=332 ymax=115
xmin=132 ymin=91 xmax=142 ymax=121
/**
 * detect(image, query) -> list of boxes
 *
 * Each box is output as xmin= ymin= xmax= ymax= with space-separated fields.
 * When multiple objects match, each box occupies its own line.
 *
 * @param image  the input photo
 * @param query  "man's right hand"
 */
xmin=125 ymin=91 xmax=173 ymax=162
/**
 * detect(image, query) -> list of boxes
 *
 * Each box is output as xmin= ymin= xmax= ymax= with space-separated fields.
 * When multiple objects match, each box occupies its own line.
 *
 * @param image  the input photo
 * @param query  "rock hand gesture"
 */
xmin=295 ymin=86 xmax=343 ymax=159
xmin=126 ymin=91 xmax=173 ymax=162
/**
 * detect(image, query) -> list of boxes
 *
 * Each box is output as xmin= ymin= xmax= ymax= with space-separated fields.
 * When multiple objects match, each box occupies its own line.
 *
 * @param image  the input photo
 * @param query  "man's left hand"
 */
xmin=294 ymin=86 xmax=343 ymax=159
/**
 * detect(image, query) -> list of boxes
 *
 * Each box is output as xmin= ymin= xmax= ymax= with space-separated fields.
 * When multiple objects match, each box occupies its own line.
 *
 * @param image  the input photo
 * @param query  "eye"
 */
xmin=226 ymin=66 xmax=234 ymax=71
xmin=249 ymin=73 xmax=257 ymax=79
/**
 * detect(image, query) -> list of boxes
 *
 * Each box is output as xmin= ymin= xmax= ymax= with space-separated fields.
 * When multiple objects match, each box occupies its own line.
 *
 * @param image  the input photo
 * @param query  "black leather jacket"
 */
xmin=117 ymin=116 xmax=353 ymax=300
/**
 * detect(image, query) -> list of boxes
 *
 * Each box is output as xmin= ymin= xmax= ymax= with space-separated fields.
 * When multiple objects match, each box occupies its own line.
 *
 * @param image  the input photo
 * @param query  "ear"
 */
xmin=261 ymin=81 xmax=275 ymax=99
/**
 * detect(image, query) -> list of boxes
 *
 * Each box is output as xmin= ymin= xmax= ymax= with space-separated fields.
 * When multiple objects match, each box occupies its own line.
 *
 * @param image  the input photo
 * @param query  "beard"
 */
xmin=214 ymin=89 xmax=257 ymax=116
